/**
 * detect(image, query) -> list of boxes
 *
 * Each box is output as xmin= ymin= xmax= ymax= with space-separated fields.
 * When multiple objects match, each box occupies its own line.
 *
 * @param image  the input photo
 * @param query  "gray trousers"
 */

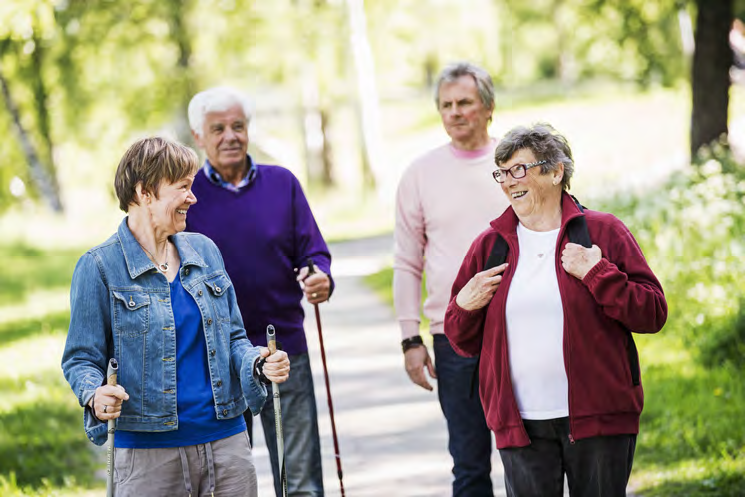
xmin=113 ymin=431 xmax=257 ymax=496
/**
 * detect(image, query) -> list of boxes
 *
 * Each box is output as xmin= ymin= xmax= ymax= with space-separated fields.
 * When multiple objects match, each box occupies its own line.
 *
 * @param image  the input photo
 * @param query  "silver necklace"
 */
xmin=139 ymin=241 xmax=170 ymax=273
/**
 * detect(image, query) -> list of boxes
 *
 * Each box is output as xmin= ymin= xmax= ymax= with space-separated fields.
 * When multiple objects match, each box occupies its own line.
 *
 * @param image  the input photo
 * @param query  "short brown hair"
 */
xmin=114 ymin=137 xmax=200 ymax=212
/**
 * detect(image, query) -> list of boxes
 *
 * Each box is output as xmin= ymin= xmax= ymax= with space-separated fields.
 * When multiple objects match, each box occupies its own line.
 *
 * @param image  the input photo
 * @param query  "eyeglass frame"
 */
xmin=492 ymin=160 xmax=548 ymax=183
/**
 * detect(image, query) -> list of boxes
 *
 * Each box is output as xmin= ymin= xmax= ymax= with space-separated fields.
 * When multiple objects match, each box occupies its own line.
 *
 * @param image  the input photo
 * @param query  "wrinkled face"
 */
xmin=437 ymin=75 xmax=493 ymax=145
xmin=147 ymin=175 xmax=197 ymax=235
xmin=194 ymin=104 xmax=249 ymax=171
xmin=498 ymin=148 xmax=562 ymax=220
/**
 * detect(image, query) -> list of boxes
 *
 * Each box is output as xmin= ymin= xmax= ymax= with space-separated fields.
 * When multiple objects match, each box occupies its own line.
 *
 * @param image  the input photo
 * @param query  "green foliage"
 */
xmin=0 ymin=244 xmax=79 ymax=306
xmin=632 ymin=335 xmax=745 ymax=495
xmin=599 ymin=143 xmax=745 ymax=370
xmin=0 ymin=241 xmax=103 ymax=495
xmin=364 ymin=267 xmax=429 ymax=330
xmin=0 ymin=373 xmax=100 ymax=489
xmin=594 ymin=147 xmax=745 ymax=495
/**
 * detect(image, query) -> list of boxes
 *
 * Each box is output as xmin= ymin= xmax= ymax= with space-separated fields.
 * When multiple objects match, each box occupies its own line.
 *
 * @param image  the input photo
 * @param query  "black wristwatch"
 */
xmin=401 ymin=335 xmax=424 ymax=353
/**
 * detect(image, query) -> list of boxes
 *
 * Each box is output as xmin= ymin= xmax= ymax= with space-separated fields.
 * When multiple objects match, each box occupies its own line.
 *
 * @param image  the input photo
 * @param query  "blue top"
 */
xmin=116 ymin=275 xmax=246 ymax=448
xmin=62 ymin=219 xmax=267 ymax=446
xmin=186 ymin=158 xmax=334 ymax=355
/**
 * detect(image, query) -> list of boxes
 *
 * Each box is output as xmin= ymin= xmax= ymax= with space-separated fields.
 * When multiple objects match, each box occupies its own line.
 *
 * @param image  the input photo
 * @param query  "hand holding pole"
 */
xmin=106 ymin=358 xmax=118 ymax=497
xmin=266 ymin=325 xmax=288 ymax=497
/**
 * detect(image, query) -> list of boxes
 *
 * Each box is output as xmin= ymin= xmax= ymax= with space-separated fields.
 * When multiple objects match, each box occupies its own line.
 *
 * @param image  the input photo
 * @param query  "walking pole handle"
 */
xmin=266 ymin=325 xmax=288 ymax=497
xmin=106 ymin=358 xmax=118 ymax=497
xmin=267 ymin=325 xmax=277 ymax=354
xmin=306 ymin=258 xmax=316 ymax=276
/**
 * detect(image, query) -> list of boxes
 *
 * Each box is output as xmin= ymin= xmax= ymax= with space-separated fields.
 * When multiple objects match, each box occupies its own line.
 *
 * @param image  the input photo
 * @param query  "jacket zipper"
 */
xmin=555 ymin=220 xmax=576 ymax=445
xmin=495 ymin=236 xmax=530 ymax=443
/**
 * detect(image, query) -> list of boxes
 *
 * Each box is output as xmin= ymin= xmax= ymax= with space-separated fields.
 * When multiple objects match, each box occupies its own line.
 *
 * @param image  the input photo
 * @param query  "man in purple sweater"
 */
xmin=185 ymin=86 xmax=333 ymax=497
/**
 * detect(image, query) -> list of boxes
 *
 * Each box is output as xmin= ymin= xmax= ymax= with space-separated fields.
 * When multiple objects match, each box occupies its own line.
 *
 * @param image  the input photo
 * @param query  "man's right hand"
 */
xmin=404 ymin=345 xmax=437 ymax=391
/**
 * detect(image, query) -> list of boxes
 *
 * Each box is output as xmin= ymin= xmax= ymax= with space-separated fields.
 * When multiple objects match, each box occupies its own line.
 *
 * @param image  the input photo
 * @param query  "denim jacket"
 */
xmin=62 ymin=218 xmax=267 ymax=446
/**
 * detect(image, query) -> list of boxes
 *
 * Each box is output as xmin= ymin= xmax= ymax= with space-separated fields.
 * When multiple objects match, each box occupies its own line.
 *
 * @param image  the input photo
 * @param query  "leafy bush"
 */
xmin=599 ymin=142 xmax=745 ymax=370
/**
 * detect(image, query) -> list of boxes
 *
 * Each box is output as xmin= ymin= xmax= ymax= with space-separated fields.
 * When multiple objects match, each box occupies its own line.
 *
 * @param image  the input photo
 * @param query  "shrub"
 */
xmin=599 ymin=143 xmax=745 ymax=370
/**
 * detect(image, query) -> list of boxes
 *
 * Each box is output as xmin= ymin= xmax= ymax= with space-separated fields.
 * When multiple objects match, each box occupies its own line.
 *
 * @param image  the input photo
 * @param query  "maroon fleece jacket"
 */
xmin=444 ymin=192 xmax=667 ymax=449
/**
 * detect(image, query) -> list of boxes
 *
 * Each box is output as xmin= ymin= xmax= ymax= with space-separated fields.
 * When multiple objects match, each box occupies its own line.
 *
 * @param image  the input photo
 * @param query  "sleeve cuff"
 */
xmin=582 ymin=258 xmax=610 ymax=287
xmin=399 ymin=320 xmax=421 ymax=340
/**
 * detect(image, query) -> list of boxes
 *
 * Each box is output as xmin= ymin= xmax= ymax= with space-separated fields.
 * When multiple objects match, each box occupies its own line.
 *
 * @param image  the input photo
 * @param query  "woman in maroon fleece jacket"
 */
xmin=444 ymin=123 xmax=667 ymax=497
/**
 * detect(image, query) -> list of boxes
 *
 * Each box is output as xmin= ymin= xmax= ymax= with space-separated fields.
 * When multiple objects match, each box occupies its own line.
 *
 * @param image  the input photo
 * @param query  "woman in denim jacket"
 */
xmin=62 ymin=137 xmax=290 ymax=496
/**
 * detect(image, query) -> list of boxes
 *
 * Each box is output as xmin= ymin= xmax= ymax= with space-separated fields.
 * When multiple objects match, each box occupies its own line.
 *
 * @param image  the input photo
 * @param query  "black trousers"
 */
xmin=499 ymin=418 xmax=636 ymax=497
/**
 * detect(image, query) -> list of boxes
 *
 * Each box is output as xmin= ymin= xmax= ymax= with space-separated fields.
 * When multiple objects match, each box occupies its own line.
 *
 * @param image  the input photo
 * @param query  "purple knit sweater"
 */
xmin=185 ymin=162 xmax=333 ymax=355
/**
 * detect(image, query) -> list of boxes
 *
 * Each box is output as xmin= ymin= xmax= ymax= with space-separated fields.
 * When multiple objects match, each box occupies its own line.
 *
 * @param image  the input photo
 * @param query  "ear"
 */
xmin=191 ymin=129 xmax=203 ymax=148
xmin=553 ymin=162 xmax=565 ymax=185
xmin=135 ymin=183 xmax=151 ymax=203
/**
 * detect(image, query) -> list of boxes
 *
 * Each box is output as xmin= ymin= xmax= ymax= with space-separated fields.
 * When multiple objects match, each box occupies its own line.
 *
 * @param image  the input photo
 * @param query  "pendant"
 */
xmin=158 ymin=262 xmax=169 ymax=273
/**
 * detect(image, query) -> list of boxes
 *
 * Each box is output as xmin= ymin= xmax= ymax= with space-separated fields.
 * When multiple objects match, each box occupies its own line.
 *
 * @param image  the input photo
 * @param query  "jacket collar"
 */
xmin=117 ymin=218 xmax=208 ymax=280
xmin=490 ymin=191 xmax=585 ymax=236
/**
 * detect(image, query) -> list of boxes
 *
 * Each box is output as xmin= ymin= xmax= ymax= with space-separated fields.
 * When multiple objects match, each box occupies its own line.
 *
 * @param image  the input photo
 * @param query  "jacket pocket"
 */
xmin=113 ymin=291 xmax=150 ymax=338
xmin=626 ymin=331 xmax=640 ymax=386
xmin=204 ymin=274 xmax=232 ymax=319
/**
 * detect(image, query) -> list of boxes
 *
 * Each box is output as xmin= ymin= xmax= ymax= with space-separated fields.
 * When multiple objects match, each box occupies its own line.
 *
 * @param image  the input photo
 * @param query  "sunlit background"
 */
xmin=1 ymin=0 xmax=744 ymax=496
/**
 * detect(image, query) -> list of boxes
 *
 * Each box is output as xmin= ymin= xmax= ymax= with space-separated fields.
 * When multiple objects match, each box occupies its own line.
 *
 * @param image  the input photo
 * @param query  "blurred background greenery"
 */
xmin=1 ymin=0 xmax=744 ymax=495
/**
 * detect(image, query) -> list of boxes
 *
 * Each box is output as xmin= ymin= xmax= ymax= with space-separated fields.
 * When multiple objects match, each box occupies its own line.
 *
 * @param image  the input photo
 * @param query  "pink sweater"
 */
xmin=393 ymin=141 xmax=510 ymax=339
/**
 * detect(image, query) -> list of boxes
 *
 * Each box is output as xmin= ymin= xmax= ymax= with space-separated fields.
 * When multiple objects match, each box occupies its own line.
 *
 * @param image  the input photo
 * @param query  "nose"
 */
xmin=187 ymin=190 xmax=197 ymax=205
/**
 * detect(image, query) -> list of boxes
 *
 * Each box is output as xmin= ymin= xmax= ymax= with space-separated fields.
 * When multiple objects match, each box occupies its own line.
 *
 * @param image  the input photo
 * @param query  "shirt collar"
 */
xmin=203 ymin=155 xmax=257 ymax=192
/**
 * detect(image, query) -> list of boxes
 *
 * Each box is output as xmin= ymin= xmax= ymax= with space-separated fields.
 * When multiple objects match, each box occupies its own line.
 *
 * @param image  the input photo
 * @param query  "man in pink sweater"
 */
xmin=393 ymin=62 xmax=510 ymax=496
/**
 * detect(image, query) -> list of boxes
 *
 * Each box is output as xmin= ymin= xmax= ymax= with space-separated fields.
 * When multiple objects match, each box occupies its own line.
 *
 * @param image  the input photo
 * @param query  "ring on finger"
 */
xmin=312 ymin=292 xmax=318 ymax=298
xmin=103 ymin=404 xmax=108 ymax=414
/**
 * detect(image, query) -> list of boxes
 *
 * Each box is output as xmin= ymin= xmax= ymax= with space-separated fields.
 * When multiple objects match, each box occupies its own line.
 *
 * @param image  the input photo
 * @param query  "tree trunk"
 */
xmin=690 ymin=0 xmax=733 ymax=156
xmin=0 ymin=66 xmax=63 ymax=212
xmin=346 ymin=0 xmax=381 ymax=191
xmin=166 ymin=0 xmax=196 ymax=146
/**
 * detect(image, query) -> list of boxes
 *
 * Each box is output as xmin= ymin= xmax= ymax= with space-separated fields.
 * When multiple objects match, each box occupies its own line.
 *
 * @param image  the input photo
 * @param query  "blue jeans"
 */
xmin=245 ymin=352 xmax=324 ymax=497
xmin=434 ymin=334 xmax=494 ymax=497
xmin=499 ymin=418 xmax=636 ymax=497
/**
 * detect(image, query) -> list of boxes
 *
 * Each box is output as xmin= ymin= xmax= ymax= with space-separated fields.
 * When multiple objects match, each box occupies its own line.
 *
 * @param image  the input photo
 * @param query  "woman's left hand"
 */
xmin=258 ymin=348 xmax=291 ymax=383
xmin=561 ymin=243 xmax=602 ymax=280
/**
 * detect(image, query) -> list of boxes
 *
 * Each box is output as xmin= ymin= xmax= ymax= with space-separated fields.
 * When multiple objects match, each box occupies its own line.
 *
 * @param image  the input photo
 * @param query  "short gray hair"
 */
xmin=494 ymin=123 xmax=575 ymax=190
xmin=434 ymin=61 xmax=495 ymax=111
xmin=188 ymin=87 xmax=253 ymax=137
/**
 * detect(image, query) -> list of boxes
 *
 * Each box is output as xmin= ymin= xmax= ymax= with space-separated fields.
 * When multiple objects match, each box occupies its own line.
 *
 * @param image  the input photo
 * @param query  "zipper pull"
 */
xmin=568 ymin=433 xmax=575 ymax=445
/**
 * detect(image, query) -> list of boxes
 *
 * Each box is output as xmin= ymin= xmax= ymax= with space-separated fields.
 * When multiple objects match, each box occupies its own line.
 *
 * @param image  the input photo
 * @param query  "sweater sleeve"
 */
xmin=290 ymin=174 xmax=335 ymax=296
xmin=393 ymin=167 xmax=425 ymax=339
xmin=443 ymin=235 xmax=489 ymax=357
xmin=582 ymin=217 xmax=667 ymax=333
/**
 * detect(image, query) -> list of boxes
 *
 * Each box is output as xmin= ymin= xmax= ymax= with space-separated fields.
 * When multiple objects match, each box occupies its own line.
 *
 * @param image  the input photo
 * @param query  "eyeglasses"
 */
xmin=492 ymin=160 xmax=547 ymax=183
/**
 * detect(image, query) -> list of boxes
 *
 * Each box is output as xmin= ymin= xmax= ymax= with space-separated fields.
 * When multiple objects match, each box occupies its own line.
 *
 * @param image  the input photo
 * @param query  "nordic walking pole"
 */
xmin=106 ymin=358 xmax=118 ymax=497
xmin=306 ymin=259 xmax=346 ymax=497
xmin=266 ymin=325 xmax=288 ymax=497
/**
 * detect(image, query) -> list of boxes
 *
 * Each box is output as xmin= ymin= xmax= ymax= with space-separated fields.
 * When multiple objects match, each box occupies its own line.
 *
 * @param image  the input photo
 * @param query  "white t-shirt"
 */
xmin=505 ymin=223 xmax=568 ymax=420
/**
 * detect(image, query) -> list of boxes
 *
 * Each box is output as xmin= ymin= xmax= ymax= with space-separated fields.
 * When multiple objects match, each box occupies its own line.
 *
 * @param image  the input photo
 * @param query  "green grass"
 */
xmin=0 ymin=245 xmax=80 ymax=307
xmin=365 ymin=267 xmax=430 ymax=331
xmin=0 ymin=244 xmax=105 ymax=496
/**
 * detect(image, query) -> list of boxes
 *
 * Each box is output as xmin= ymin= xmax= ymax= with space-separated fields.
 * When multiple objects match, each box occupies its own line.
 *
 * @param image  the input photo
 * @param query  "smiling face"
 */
xmin=499 ymin=148 xmax=564 ymax=230
xmin=437 ymin=75 xmax=493 ymax=150
xmin=193 ymin=104 xmax=249 ymax=174
xmin=145 ymin=175 xmax=198 ymax=237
